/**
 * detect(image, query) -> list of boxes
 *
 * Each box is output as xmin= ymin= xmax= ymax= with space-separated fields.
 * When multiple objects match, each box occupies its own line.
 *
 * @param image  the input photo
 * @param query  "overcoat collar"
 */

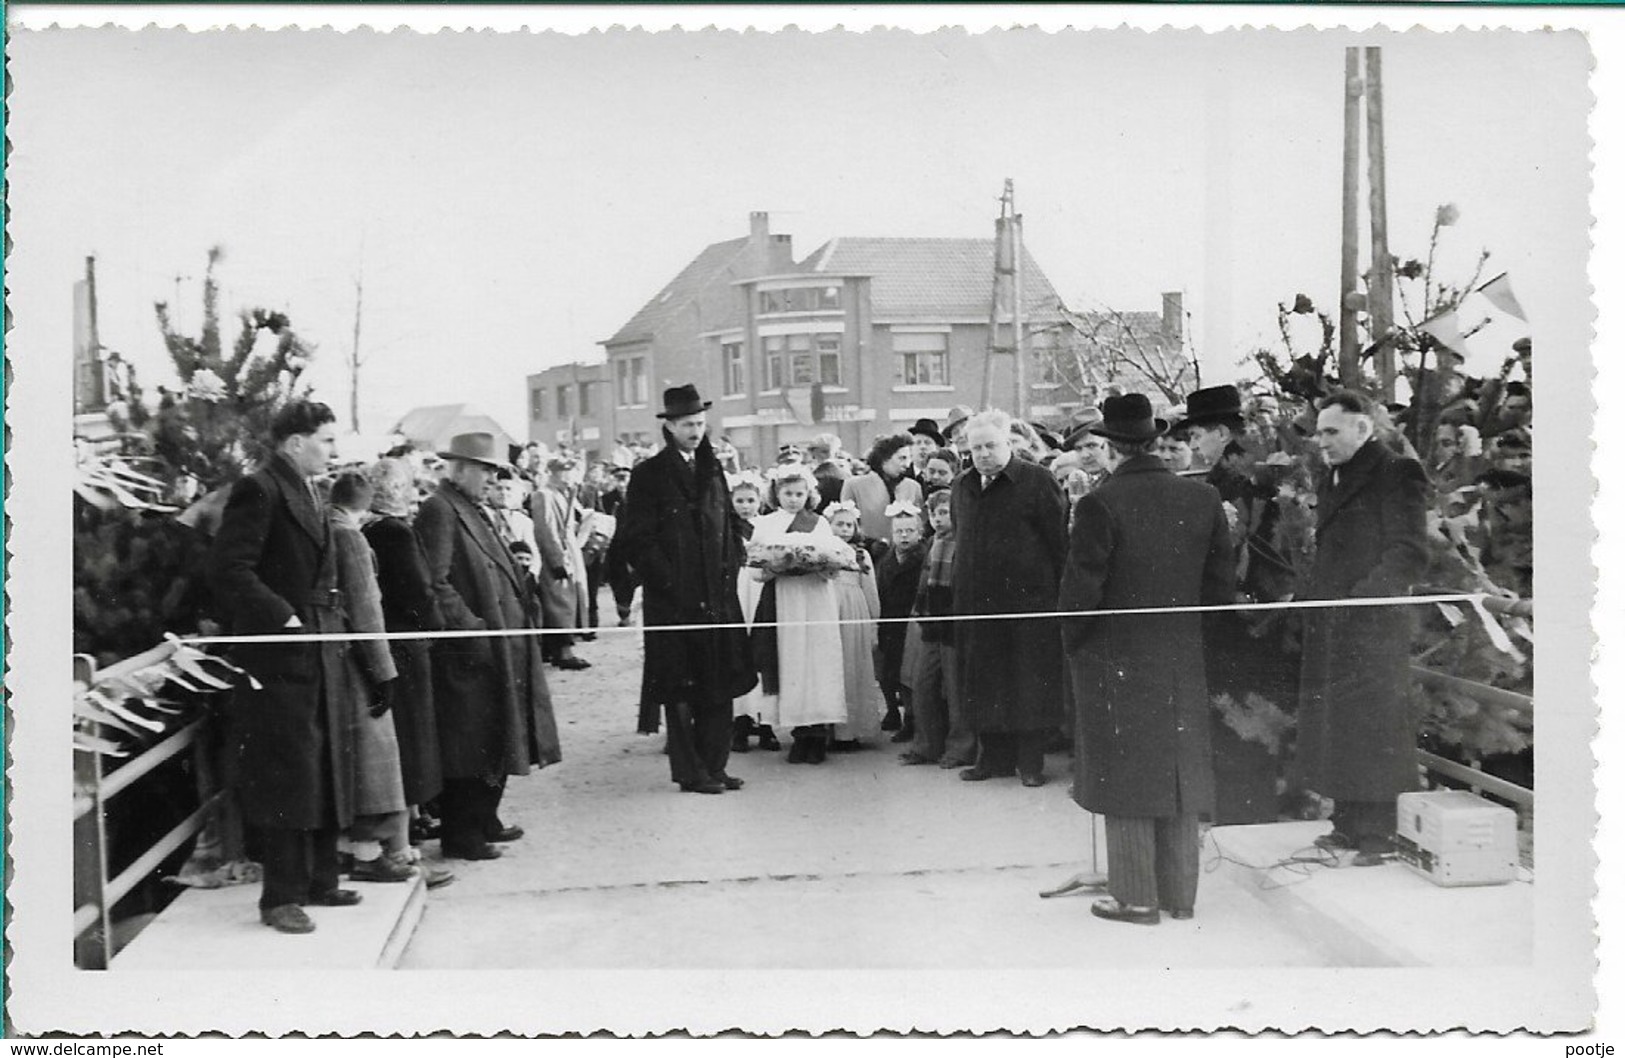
xmin=267 ymin=451 xmax=329 ymax=548
xmin=1316 ymin=438 xmax=1383 ymax=532
xmin=438 ymin=479 xmax=526 ymax=594
xmin=1109 ymin=452 xmax=1170 ymax=478
xmin=656 ymin=431 xmax=719 ymax=500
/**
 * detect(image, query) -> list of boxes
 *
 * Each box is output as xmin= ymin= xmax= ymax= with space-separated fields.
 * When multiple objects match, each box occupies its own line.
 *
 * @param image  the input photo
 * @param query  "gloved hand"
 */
xmin=369 ymin=678 xmax=397 ymax=719
xmin=550 ymin=566 xmax=570 ymax=581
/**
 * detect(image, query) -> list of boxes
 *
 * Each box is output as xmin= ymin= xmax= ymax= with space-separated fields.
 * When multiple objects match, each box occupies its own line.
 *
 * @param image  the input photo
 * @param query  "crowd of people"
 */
xmin=206 ymin=335 xmax=1533 ymax=933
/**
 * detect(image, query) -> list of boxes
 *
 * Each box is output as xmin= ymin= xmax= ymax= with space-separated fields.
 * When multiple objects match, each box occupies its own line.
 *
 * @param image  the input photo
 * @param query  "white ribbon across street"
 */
xmin=183 ymin=592 xmax=1499 ymax=647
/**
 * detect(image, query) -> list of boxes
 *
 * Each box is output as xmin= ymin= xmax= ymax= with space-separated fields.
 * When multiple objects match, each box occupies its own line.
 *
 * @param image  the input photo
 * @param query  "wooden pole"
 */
xmin=1339 ymin=47 xmax=1364 ymax=386
xmin=1012 ymin=210 xmax=1027 ymax=419
xmin=1365 ymin=46 xmax=1396 ymax=402
xmin=349 ymin=276 xmax=363 ymax=435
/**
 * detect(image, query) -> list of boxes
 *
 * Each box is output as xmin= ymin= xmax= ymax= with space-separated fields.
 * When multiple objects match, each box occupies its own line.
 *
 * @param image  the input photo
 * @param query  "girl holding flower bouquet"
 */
xmin=748 ymin=464 xmax=847 ymax=763
xmin=824 ymin=501 xmax=885 ymax=748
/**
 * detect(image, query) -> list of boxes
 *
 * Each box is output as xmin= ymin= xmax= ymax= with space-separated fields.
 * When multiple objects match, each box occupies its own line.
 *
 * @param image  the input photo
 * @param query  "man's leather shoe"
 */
xmin=1090 ymin=897 xmax=1160 ymax=925
xmin=679 ymin=779 xmax=726 ymax=794
xmin=897 ymin=751 xmax=935 ymax=766
xmin=1165 ymin=908 xmax=1195 ymax=921
xmin=712 ymin=773 xmax=745 ymax=790
xmin=308 ymin=888 xmax=363 ymax=907
xmin=261 ymin=904 xmax=315 ymax=933
xmin=443 ymin=840 xmax=504 ymax=861
xmin=1020 ymin=772 xmax=1048 ymax=788
xmin=554 ymin=656 xmax=591 ymax=670
xmin=578 ymin=632 xmax=598 ymax=641
xmin=486 ymin=823 xmax=524 ymax=843
xmin=350 ymin=855 xmax=417 ymax=883
xmin=960 ymin=766 xmax=1014 ymax=782
xmin=939 ymin=757 xmax=974 ymax=770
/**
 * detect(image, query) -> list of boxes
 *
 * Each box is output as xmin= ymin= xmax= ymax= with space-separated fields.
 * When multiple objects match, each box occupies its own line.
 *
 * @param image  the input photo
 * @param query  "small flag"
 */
xmin=1477 ymin=273 xmax=1528 ymax=322
xmin=1417 ymin=310 xmax=1472 ymax=360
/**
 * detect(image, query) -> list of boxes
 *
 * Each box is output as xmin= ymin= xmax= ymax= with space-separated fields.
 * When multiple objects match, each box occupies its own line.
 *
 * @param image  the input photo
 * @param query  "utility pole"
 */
xmin=348 ymin=274 xmax=363 ymax=435
xmin=1339 ymin=47 xmax=1364 ymax=386
xmin=1364 ymin=46 xmax=1396 ymax=402
xmin=1012 ymin=202 xmax=1028 ymax=420
xmin=982 ymin=179 xmax=1018 ymax=411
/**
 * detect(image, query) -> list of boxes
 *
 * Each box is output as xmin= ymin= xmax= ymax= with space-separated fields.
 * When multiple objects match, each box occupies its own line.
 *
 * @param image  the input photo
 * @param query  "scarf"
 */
xmin=914 ymin=528 xmax=957 ymax=644
xmin=750 ymin=507 xmax=822 ymax=696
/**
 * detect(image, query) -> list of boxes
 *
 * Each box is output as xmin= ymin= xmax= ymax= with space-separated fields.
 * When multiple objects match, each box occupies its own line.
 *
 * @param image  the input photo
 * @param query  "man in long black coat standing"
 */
xmin=416 ymin=433 xmax=562 ymax=860
xmin=208 ymin=400 xmax=366 ymax=934
xmin=613 ymin=384 xmax=754 ymax=795
xmin=1058 ymin=393 xmax=1234 ymax=926
xmin=951 ymin=409 xmax=1069 ymax=787
xmin=1297 ymin=390 xmax=1429 ymax=865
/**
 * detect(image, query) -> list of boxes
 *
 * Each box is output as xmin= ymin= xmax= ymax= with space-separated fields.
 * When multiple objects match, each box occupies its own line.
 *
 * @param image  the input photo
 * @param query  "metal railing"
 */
xmin=73 ymin=642 xmax=222 ymax=969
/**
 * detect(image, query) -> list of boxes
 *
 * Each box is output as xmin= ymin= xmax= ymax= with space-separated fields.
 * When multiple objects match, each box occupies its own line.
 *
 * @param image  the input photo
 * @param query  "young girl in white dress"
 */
xmin=751 ymin=464 xmax=846 ymax=764
xmin=824 ymin=501 xmax=885 ymax=749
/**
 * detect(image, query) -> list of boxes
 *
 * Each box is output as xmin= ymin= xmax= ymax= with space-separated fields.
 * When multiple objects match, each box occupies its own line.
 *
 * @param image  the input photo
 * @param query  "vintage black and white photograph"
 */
xmin=4 ymin=3 xmax=1607 ymax=1037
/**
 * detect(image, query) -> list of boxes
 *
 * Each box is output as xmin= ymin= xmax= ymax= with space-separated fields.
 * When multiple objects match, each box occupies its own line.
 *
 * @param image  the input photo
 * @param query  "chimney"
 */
xmin=1161 ymin=291 xmax=1184 ymax=340
xmin=749 ymin=211 xmax=770 ymax=246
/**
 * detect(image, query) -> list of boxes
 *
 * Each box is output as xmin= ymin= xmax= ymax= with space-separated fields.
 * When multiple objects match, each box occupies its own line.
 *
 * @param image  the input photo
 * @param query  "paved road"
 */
xmin=399 ymin=597 xmax=1324 ymax=970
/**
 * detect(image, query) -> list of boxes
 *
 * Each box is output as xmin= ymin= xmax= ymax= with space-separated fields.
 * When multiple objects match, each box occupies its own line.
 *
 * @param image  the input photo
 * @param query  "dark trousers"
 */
xmin=1332 ymin=799 xmax=1396 ymax=846
xmin=607 ymin=563 xmax=637 ymax=620
xmin=585 ymin=560 xmax=604 ymax=628
xmin=908 ymin=642 xmax=975 ymax=764
xmin=664 ymin=698 xmax=731 ymax=784
xmin=975 ymin=729 xmax=1047 ymax=777
xmin=1104 ymin=813 xmax=1202 ymax=913
xmin=440 ymin=775 xmax=507 ymax=848
xmin=258 ymin=825 xmax=341 ymax=911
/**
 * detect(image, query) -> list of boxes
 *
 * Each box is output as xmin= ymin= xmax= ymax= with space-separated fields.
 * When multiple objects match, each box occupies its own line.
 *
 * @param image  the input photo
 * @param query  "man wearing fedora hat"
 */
xmin=1058 ymin=393 xmax=1233 ymax=925
xmin=416 ymin=432 xmax=562 ymax=860
xmin=614 ymin=384 xmax=756 ymax=794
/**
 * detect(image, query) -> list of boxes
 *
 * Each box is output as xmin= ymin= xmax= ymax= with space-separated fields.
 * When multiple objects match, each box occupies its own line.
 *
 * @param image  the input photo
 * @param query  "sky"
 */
xmin=10 ymin=21 xmax=1590 ymax=438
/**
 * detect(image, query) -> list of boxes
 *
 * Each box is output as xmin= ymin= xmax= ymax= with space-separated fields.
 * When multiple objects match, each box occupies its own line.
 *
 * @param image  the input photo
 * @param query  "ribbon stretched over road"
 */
xmin=182 ymin=591 xmax=1500 ymax=648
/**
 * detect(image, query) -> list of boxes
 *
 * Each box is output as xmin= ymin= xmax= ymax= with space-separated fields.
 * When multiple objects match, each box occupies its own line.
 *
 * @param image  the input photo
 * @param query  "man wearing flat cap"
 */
xmin=1058 ymin=393 xmax=1233 ymax=925
xmin=613 ymin=384 xmax=756 ymax=794
xmin=416 ymin=432 xmax=562 ymax=859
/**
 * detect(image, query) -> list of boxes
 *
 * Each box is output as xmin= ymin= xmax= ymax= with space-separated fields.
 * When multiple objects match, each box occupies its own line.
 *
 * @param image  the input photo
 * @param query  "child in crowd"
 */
xmin=329 ymin=472 xmax=451 ymax=889
xmin=919 ymin=450 xmax=960 ymax=500
xmin=729 ymin=475 xmax=780 ymax=752
xmin=873 ymin=503 xmax=926 ymax=742
xmin=824 ymin=501 xmax=884 ymax=749
xmin=898 ymin=489 xmax=974 ymax=768
xmin=751 ymin=465 xmax=846 ymax=763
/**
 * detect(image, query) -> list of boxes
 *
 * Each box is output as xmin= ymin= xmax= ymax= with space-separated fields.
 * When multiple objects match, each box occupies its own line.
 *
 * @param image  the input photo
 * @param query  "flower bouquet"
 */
xmin=746 ymin=534 xmax=860 ymax=576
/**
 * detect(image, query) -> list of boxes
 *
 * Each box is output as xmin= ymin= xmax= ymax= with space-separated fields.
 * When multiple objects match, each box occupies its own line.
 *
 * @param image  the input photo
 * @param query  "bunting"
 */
xmin=1417 ymin=310 xmax=1472 ymax=360
xmin=1476 ymin=273 xmax=1528 ymax=322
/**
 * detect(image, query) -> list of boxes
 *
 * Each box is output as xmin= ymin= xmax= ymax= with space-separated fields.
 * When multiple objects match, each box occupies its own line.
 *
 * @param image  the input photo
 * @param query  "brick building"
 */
xmin=530 ymin=214 xmax=1187 ymax=464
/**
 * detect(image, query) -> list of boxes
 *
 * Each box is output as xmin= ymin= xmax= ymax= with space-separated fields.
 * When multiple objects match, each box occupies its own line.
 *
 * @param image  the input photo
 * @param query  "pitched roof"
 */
xmin=392 ymin=403 xmax=514 ymax=452
xmin=801 ymin=237 xmax=1065 ymax=322
xmin=604 ymin=237 xmax=752 ymax=346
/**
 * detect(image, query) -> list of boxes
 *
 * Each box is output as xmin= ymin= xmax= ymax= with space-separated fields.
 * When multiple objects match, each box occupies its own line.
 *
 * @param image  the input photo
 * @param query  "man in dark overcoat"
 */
xmin=416 ymin=432 xmax=562 ymax=860
xmin=1059 ymin=393 xmax=1233 ymax=925
xmin=1297 ymin=390 xmax=1429 ymax=864
xmin=951 ymin=409 xmax=1069 ymax=786
xmin=612 ymin=384 xmax=755 ymax=794
xmin=207 ymin=401 xmax=363 ymax=934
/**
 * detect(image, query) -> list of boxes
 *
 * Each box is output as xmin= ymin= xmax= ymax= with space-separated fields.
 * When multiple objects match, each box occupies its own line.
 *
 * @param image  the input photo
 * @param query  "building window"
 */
xmin=531 ymin=387 xmax=546 ymax=421
xmin=722 ymin=341 xmax=745 ymax=396
xmin=758 ymin=286 xmax=841 ymax=314
xmin=556 ymin=385 xmax=570 ymax=418
xmin=765 ymin=333 xmax=841 ymax=389
xmin=816 ymin=334 xmax=842 ymax=386
xmin=894 ymin=332 xmax=950 ymax=386
xmin=615 ymin=356 xmax=648 ymax=407
xmin=578 ymin=382 xmax=593 ymax=416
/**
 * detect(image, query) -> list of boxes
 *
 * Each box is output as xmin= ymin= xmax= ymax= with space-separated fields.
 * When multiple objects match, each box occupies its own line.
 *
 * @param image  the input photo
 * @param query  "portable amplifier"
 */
xmin=1392 ymin=789 xmax=1518 ymax=887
